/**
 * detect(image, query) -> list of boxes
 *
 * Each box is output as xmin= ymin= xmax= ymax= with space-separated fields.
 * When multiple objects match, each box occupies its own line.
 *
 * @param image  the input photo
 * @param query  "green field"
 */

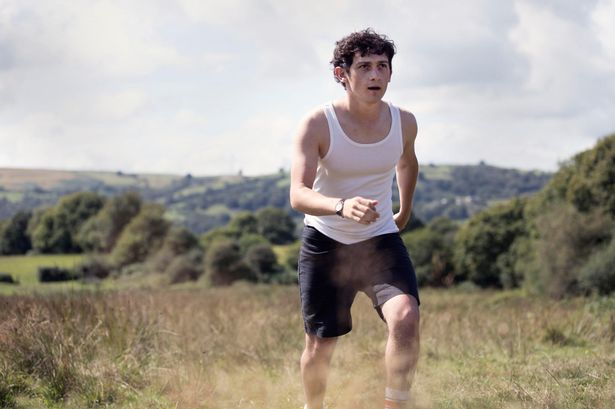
xmin=1 ymin=285 xmax=613 ymax=408
xmin=0 ymin=255 xmax=86 ymax=293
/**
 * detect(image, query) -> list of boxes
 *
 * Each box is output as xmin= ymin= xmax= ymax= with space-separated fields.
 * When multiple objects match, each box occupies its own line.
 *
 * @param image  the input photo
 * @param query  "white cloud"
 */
xmin=0 ymin=0 xmax=614 ymax=177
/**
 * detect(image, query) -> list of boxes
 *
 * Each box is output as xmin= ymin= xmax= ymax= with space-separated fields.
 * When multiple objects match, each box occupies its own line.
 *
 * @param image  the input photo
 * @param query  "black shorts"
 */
xmin=298 ymin=226 xmax=420 ymax=338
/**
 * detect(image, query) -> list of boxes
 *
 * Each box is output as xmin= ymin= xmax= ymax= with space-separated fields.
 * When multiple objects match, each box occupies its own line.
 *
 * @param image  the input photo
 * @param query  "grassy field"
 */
xmin=1 ymin=285 xmax=613 ymax=409
xmin=0 ymin=255 xmax=86 ymax=294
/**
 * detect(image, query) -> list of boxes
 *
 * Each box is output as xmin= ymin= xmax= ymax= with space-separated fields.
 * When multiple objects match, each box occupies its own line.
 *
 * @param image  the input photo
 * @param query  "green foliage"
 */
xmin=237 ymin=233 xmax=269 ymax=255
xmin=282 ymin=241 xmax=301 ymax=272
xmin=150 ymin=227 xmax=201 ymax=276
xmin=0 ymin=211 xmax=32 ymax=255
xmin=244 ymin=243 xmax=282 ymax=281
xmin=454 ymin=198 xmax=527 ymax=288
xmin=402 ymin=217 xmax=458 ymax=287
xmin=531 ymin=205 xmax=613 ymax=298
xmin=204 ymin=239 xmax=257 ymax=286
xmin=537 ymin=133 xmax=615 ymax=217
xmin=75 ymin=255 xmax=113 ymax=280
xmin=30 ymin=192 xmax=105 ymax=253
xmin=255 ymin=207 xmax=296 ymax=245
xmin=579 ymin=235 xmax=615 ymax=295
xmin=166 ymin=249 xmax=204 ymax=284
xmin=38 ymin=266 xmax=79 ymax=282
xmin=76 ymin=191 xmax=142 ymax=253
xmin=227 ymin=211 xmax=258 ymax=236
xmin=111 ymin=204 xmax=170 ymax=268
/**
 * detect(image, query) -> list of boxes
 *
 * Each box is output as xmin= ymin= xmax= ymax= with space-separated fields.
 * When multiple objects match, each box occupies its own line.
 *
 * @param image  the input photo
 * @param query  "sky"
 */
xmin=1 ymin=0 xmax=614 ymax=176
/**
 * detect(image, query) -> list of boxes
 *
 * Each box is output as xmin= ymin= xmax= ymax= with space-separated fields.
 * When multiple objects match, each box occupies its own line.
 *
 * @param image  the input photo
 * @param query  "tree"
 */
xmin=402 ymin=217 xmax=457 ymax=287
xmin=0 ymin=211 xmax=32 ymax=255
xmin=244 ymin=242 xmax=282 ymax=281
xmin=76 ymin=191 xmax=142 ymax=253
xmin=536 ymin=133 xmax=615 ymax=217
xmin=30 ymin=192 xmax=105 ymax=253
xmin=454 ymin=198 xmax=527 ymax=287
xmin=531 ymin=204 xmax=613 ymax=297
xmin=111 ymin=204 xmax=170 ymax=268
xmin=227 ymin=212 xmax=258 ymax=236
xmin=255 ymin=207 xmax=296 ymax=244
xmin=204 ymin=239 xmax=256 ymax=286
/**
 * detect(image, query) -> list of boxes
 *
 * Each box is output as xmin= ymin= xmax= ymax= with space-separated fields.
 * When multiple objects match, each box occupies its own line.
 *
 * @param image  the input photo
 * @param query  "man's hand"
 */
xmin=343 ymin=197 xmax=380 ymax=224
xmin=393 ymin=211 xmax=410 ymax=231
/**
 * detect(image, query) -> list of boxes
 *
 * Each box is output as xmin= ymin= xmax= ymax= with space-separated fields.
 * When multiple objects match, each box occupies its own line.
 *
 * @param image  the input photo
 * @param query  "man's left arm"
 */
xmin=394 ymin=110 xmax=419 ymax=230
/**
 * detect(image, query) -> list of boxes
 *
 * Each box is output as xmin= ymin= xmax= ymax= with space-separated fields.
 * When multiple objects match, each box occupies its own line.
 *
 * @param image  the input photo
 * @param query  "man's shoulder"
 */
xmin=393 ymin=105 xmax=416 ymax=124
xmin=300 ymin=105 xmax=328 ymax=133
xmin=394 ymin=105 xmax=418 ymax=139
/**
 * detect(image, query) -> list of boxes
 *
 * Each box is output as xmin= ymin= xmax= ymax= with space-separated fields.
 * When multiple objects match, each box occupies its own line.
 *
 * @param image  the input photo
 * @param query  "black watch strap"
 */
xmin=335 ymin=199 xmax=345 ymax=218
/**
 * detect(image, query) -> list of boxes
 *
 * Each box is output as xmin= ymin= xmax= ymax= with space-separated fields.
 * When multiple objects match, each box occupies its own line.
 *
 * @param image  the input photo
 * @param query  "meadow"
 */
xmin=1 ymin=282 xmax=613 ymax=409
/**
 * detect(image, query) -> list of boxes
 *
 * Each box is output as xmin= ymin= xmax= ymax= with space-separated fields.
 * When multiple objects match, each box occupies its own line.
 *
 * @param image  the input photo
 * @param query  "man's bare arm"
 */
xmin=289 ymin=110 xmax=380 ymax=224
xmin=394 ymin=110 xmax=419 ymax=230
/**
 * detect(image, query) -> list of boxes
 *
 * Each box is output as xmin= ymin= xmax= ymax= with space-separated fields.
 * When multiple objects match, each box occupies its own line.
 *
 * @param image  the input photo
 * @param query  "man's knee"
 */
xmin=385 ymin=296 xmax=420 ymax=341
xmin=302 ymin=335 xmax=337 ymax=364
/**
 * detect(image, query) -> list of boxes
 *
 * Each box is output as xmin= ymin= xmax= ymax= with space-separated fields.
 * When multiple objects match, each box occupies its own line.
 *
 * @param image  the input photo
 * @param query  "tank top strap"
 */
xmin=387 ymin=101 xmax=404 ymax=152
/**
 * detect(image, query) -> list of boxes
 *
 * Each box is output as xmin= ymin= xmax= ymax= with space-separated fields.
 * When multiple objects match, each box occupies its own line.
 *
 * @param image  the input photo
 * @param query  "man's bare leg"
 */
xmin=301 ymin=334 xmax=337 ymax=409
xmin=381 ymin=294 xmax=420 ymax=408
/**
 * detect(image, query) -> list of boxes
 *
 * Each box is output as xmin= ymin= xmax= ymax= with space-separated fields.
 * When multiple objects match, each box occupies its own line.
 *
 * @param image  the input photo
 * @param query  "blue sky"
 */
xmin=1 ymin=0 xmax=614 ymax=176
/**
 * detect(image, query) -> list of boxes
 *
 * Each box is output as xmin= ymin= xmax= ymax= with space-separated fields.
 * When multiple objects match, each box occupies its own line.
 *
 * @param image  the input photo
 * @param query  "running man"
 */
xmin=290 ymin=29 xmax=421 ymax=409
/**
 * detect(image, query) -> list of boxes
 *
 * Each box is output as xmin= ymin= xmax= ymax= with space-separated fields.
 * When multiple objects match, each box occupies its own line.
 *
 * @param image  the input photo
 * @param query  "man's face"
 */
xmin=339 ymin=53 xmax=392 ymax=99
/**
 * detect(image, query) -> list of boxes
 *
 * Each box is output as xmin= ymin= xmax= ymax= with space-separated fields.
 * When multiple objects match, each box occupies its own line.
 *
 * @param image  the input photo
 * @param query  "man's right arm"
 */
xmin=289 ymin=110 xmax=380 ymax=224
xmin=289 ymin=111 xmax=341 ymax=216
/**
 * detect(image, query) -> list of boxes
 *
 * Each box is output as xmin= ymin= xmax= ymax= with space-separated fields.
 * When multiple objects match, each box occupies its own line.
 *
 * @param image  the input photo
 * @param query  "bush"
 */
xmin=0 ymin=273 xmax=18 ymax=284
xmin=283 ymin=241 xmax=301 ymax=272
xmin=0 ymin=211 xmax=32 ymax=255
xmin=533 ymin=205 xmax=614 ymax=297
xmin=580 ymin=236 xmax=615 ymax=295
xmin=255 ymin=207 xmax=296 ymax=245
xmin=75 ymin=256 xmax=113 ymax=280
xmin=38 ymin=267 xmax=79 ymax=283
xmin=454 ymin=198 xmax=527 ymax=288
xmin=244 ymin=243 xmax=282 ymax=282
xmin=204 ymin=239 xmax=257 ymax=286
xmin=166 ymin=250 xmax=204 ymax=284
xmin=111 ymin=204 xmax=170 ymax=268
xmin=149 ymin=227 xmax=200 ymax=273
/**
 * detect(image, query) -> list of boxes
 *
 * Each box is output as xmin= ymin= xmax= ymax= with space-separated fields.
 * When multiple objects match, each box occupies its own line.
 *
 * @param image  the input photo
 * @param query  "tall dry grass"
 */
xmin=1 ymin=286 xmax=614 ymax=408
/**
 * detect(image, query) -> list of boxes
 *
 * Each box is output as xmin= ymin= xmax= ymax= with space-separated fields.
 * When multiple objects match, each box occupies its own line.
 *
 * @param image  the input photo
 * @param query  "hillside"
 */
xmin=0 ymin=164 xmax=551 ymax=233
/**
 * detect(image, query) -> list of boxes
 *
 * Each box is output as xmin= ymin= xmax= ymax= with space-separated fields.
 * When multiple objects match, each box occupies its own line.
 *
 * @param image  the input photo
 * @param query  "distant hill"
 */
xmin=0 ymin=164 xmax=551 ymax=233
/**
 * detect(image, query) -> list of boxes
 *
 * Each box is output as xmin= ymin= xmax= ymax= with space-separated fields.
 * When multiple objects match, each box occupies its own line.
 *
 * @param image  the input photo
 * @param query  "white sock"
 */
xmin=385 ymin=387 xmax=409 ymax=408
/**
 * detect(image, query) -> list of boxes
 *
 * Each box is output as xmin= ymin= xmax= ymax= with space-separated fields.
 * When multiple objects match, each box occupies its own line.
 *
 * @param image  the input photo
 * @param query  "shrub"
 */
xmin=238 ymin=233 xmax=269 ymax=255
xmin=0 ymin=211 xmax=32 ymax=255
xmin=283 ymin=241 xmax=301 ymax=272
xmin=0 ymin=273 xmax=18 ymax=284
xmin=255 ymin=207 xmax=296 ymax=245
xmin=204 ymin=239 xmax=257 ymax=286
xmin=244 ymin=243 xmax=282 ymax=282
xmin=580 ymin=236 xmax=615 ymax=295
xmin=75 ymin=256 xmax=113 ymax=280
xmin=166 ymin=250 xmax=204 ymax=284
xmin=533 ymin=205 xmax=613 ymax=297
xmin=111 ymin=204 xmax=170 ymax=268
xmin=38 ymin=267 xmax=79 ymax=283
xmin=454 ymin=198 xmax=527 ymax=288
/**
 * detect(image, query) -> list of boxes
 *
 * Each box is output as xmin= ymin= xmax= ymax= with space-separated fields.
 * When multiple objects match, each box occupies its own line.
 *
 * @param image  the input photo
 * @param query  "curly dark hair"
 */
xmin=330 ymin=28 xmax=396 ymax=87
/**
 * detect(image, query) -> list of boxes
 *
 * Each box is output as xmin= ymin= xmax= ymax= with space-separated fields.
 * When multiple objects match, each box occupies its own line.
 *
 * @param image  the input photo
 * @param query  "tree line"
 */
xmin=403 ymin=133 xmax=615 ymax=296
xmin=0 ymin=191 xmax=298 ymax=286
xmin=2 ymin=133 xmax=613 ymax=296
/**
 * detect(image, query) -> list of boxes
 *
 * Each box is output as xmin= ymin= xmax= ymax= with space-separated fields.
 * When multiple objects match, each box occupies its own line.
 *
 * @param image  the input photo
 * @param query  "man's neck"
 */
xmin=339 ymin=96 xmax=385 ymax=123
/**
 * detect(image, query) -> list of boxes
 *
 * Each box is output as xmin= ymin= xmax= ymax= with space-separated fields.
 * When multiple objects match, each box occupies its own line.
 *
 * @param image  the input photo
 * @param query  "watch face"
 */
xmin=336 ymin=201 xmax=343 ymax=212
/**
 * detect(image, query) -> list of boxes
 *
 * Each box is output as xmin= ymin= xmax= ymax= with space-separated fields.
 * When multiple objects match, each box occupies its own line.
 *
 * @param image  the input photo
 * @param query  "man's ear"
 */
xmin=334 ymin=66 xmax=346 ymax=83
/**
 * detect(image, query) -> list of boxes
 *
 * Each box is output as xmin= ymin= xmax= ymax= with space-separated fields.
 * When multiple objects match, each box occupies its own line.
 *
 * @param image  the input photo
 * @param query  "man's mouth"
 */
xmin=368 ymin=86 xmax=381 ymax=90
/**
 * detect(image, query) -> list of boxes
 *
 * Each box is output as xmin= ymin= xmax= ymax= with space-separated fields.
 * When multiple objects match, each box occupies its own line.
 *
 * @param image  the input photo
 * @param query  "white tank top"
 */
xmin=304 ymin=101 xmax=403 ymax=244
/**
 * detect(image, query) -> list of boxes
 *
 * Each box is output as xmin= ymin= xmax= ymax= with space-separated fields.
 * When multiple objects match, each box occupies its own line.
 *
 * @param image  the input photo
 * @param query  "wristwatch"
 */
xmin=335 ymin=199 xmax=345 ymax=218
